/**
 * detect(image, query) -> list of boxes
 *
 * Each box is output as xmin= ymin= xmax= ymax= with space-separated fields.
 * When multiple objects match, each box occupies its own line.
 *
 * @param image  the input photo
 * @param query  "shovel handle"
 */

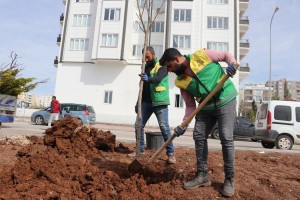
xmin=146 ymin=64 xmax=239 ymax=164
xmin=179 ymin=63 xmax=239 ymax=128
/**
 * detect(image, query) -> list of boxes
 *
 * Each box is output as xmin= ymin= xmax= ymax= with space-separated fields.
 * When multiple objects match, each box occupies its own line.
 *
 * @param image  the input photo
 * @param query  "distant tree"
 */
xmin=284 ymin=81 xmax=291 ymax=99
xmin=0 ymin=52 xmax=48 ymax=96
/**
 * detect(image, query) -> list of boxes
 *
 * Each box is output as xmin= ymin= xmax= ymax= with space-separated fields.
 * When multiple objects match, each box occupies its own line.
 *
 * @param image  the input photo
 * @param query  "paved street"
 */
xmin=1 ymin=118 xmax=300 ymax=154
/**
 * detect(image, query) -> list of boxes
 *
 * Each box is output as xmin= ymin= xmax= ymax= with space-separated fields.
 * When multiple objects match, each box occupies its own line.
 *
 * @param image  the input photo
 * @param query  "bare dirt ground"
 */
xmin=0 ymin=117 xmax=299 ymax=200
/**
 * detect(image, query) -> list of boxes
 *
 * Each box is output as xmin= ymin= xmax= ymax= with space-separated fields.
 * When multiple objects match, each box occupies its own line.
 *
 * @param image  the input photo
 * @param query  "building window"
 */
xmin=152 ymin=45 xmax=163 ymax=58
xmin=73 ymin=14 xmax=91 ymax=26
xmin=70 ymin=38 xmax=89 ymax=51
xmin=173 ymin=35 xmax=190 ymax=48
xmin=75 ymin=0 xmax=93 ymax=2
xmin=139 ymin=0 xmax=165 ymax=11
xmin=175 ymin=94 xmax=184 ymax=108
xmin=104 ymin=8 xmax=121 ymax=21
xmin=207 ymin=17 xmax=228 ymax=29
xmin=151 ymin=21 xmax=164 ymax=32
xmin=207 ymin=0 xmax=228 ymax=4
xmin=104 ymin=91 xmax=113 ymax=104
xmin=207 ymin=42 xmax=229 ymax=51
xmin=101 ymin=34 xmax=118 ymax=47
xmin=174 ymin=9 xmax=191 ymax=22
xmin=133 ymin=44 xmax=143 ymax=56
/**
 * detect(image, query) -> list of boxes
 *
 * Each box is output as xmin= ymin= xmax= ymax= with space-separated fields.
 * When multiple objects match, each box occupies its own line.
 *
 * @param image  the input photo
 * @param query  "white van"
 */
xmin=255 ymin=100 xmax=300 ymax=150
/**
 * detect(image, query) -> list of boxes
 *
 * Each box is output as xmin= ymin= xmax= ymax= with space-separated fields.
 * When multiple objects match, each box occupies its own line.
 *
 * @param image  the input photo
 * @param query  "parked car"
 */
xmin=255 ymin=100 xmax=300 ymax=150
xmin=210 ymin=117 xmax=256 ymax=141
xmin=31 ymin=103 xmax=96 ymax=125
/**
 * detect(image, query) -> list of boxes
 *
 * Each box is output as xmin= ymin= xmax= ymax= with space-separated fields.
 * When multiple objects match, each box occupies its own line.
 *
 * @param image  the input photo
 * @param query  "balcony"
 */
xmin=240 ymin=16 xmax=249 ymax=38
xmin=239 ymin=0 xmax=249 ymax=17
xmin=54 ymin=56 xmax=58 ymax=67
xmin=60 ymin=13 xmax=64 ymax=25
xmin=240 ymin=39 xmax=250 ymax=60
xmin=239 ymin=63 xmax=250 ymax=83
xmin=57 ymin=34 xmax=61 ymax=46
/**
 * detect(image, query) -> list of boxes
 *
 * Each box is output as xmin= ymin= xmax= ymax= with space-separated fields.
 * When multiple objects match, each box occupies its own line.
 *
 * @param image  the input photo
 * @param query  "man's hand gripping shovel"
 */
xmin=128 ymin=64 xmax=239 ymax=173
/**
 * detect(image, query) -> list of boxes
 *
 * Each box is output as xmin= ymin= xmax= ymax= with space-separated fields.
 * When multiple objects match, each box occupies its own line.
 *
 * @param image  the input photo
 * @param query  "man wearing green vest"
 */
xmin=159 ymin=48 xmax=237 ymax=197
xmin=135 ymin=46 xmax=175 ymax=164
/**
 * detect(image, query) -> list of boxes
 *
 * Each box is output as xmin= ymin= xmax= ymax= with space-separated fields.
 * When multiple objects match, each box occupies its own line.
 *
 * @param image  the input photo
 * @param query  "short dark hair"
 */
xmin=142 ymin=46 xmax=155 ymax=54
xmin=159 ymin=48 xmax=182 ymax=66
xmin=52 ymin=96 xmax=56 ymax=99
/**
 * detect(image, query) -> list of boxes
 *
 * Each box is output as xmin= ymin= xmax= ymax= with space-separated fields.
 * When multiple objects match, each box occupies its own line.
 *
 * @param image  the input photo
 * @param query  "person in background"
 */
xmin=159 ymin=48 xmax=237 ymax=197
xmin=48 ymin=96 xmax=61 ymax=127
xmin=64 ymin=109 xmax=72 ymax=118
xmin=135 ymin=46 xmax=175 ymax=164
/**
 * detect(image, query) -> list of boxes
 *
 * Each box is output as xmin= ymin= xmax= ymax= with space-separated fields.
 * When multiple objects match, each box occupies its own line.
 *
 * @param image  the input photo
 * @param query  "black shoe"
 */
xmin=222 ymin=178 xmax=234 ymax=197
xmin=183 ymin=173 xmax=211 ymax=190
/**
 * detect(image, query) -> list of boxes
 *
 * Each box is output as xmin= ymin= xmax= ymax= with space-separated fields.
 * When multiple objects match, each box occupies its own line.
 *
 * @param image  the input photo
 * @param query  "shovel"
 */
xmin=128 ymin=64 xmax=239 ymax=173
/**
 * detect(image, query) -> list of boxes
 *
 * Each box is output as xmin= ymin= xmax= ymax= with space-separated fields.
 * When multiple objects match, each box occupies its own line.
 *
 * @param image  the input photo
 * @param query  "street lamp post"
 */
xmin=268 ymin=6 xmax=279 ymax=101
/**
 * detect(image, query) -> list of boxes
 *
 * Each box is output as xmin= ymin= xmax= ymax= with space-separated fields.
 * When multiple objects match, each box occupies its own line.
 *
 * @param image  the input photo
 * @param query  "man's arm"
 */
xmin=205 ymin=49 xmax=236 ymax=65
xmin=180 ymin=88 xmax=196 ymax=121
xmin=148 ymin=66 xmax=168 ymax=83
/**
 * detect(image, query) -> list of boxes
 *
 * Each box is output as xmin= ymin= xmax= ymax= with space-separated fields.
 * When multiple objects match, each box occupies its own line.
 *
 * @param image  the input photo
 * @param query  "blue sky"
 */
xmin=0 ymin=0 xmax=299 ymax=96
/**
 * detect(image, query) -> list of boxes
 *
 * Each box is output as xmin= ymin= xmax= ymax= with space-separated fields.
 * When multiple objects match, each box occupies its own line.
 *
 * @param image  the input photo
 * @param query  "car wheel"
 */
xmin=275 ymin=135 xmax=293 ymax=150
xmin=211 ymin=128 xmax=219 ymax=139
xmin=35 ymin=115 xmax=44 ymax=125
xmin=261 ymin=141 xmax=275 ymax=149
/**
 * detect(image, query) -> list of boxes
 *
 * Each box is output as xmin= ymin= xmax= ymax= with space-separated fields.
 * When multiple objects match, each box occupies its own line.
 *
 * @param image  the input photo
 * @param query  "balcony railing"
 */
xmin=240 ymin=39 xmax=250 ymax=48
xmin=240 ymin=16 xmax=249 ymax=25
xmin=54 ymin=56 xmax=58 ymax=66
xmin=60 ymin=13 xmax=64 ymax=24
xmin=57 ymin=34 xmax=61 ymax=46
xmin=239 ymin=0 xmax=249 ymax=2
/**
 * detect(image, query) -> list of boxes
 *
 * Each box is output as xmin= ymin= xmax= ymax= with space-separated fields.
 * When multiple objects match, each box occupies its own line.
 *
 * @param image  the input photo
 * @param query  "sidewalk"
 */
xmin=15 ymin=117 xmax=193 ymax=136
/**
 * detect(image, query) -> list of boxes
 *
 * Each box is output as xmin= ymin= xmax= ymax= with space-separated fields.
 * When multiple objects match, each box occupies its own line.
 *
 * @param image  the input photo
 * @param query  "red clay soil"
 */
xmin=0 ymin=117 xmax=299 ymax=200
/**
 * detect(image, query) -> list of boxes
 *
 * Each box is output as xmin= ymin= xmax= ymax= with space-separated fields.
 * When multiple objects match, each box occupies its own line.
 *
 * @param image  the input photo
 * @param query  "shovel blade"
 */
xmin=128 ymin=159 xmax=144 ymax=173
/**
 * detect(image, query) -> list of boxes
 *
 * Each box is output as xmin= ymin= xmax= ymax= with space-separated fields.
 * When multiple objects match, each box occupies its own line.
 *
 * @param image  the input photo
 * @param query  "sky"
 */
xmin=0 ymin=0 xmax=299 ymax=97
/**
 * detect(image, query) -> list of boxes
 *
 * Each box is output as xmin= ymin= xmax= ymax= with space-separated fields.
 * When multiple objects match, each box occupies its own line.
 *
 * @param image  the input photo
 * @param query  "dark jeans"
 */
xmin=193 ymin=99 xmax=236 ymax=178
xmin=135 ymin=102 xmax=174 ymax=155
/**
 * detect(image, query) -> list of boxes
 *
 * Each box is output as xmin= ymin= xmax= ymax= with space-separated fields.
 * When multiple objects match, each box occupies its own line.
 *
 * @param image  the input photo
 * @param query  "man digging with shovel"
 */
xmin=159 ymin=48 xmax=238 ymax=197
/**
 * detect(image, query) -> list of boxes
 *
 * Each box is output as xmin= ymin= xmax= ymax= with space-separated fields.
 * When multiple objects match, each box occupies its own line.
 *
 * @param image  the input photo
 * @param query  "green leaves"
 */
xmin=0 ymin=52 xmax=48 ymax=96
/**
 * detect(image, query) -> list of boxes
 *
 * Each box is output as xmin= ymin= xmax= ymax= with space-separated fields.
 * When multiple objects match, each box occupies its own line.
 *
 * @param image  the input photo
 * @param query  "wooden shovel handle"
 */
xmin=147 ymin=63 xmax=239 ymax=163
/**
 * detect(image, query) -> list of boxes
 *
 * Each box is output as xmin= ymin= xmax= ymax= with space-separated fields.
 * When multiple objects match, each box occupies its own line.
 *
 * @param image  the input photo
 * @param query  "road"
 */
xmin=1 ymin=119 xmax=300 ymax=154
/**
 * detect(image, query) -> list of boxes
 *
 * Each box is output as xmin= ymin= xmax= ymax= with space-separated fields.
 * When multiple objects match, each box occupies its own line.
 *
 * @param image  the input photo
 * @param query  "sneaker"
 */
xmin=183 ymin=172 xmax=211 ymax=190
xmin=222 ymin=178 xmax=234 ymax=197
xmin=167 ymin=155 xmax=176 ymax=164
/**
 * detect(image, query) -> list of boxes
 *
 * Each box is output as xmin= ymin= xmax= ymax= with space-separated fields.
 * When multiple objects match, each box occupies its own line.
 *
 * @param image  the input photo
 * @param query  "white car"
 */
xmin=255 ymin=100 xmax=300 ymax=150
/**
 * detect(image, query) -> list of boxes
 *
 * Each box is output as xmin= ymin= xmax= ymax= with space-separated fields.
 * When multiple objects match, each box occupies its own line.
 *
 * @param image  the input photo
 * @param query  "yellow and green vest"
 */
xmin=149 ymin=59 xmax=170 ymax=107
xmin=175 ymin=49 xmax=238 ymax=110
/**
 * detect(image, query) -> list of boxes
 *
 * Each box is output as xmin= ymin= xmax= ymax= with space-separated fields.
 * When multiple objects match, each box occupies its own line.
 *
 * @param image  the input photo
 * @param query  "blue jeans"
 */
xmin=193 ymin=99 xmax=236 ymax=178
xmin=135 ymin=102 xmax=174 ymax=155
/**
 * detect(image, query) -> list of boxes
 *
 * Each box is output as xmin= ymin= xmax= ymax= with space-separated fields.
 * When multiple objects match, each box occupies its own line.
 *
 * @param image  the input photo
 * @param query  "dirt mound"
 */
xmin=0 ymin=117 xmax=300 ymax=199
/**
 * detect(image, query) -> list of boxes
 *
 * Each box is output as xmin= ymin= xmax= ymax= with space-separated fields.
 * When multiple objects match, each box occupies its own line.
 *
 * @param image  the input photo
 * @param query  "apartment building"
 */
xmin=267 ymin=78 xmax=300 ymax=101
xmin=241 ymin=83 xmax=269 ymax=111
xmin=54 ymin=0 xmax=250 ymax=125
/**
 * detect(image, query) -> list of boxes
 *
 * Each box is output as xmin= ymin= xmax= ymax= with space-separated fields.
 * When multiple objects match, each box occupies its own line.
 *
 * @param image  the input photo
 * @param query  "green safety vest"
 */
xmin=175 ymin=49 xmax=237 ymax=110
xmin=149 ymin=59 xmax=170 ymax=107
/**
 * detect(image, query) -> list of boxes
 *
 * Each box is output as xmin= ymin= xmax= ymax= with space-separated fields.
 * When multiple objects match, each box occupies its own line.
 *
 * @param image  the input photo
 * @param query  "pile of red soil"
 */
xmin=0 ymin=117 xmax=299 ymax=199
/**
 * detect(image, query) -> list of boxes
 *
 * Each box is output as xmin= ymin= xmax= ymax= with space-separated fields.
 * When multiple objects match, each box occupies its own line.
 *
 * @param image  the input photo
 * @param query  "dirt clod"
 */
xmin=0 ymin=117 xmax=299 ymax=199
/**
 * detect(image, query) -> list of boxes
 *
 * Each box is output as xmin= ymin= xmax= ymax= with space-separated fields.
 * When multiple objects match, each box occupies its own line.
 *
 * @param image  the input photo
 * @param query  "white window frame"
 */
xmin=70 ymin=38 xmax=89 ymax=51
xmin=207 ymin=16 xmax=228 ymax=29
xmin=207 ymin=0 xmax=228 ymax=4
xmin=104 ymin=91 xmax=113 ymax=104
xmin=104 ymin=8 xmax=121 ymax=21
xmin=132 ymin=44 xmax=143 ymax=57
xmin=151 ymin=21 xmax=164 ymax=32
xmin=175 ymin=94 xmax=184 ymax=108
xmin=207 ymin=42 xmax=229 ymax=51
xmin=173 ymin=35 xmax=191 ymax=49
xmin=174 ymin=9 xmax=192 ymax=22
xmin=101 ymin=34 xmax=118 ymax=47
xmin=73 ymin=14 xmax=91 ymax=26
